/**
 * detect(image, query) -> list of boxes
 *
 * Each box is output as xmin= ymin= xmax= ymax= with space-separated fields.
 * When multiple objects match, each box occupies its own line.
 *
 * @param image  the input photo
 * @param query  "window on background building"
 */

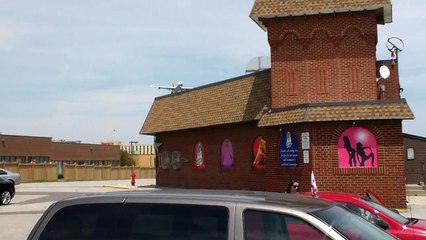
xmin=17 ymin=156 xmax=26 ymax=163
xmin=0 ymin=156 xmax=16 ymax=163
xmin=407 ymin=148 xmax=415 ymax=160
xmin=34 ymin=156 xmax=49 ymax=164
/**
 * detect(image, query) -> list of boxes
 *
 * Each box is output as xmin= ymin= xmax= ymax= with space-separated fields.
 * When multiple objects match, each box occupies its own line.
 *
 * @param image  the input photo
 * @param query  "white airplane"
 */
xmin=151 ymin=81 xmax=193 ymax=94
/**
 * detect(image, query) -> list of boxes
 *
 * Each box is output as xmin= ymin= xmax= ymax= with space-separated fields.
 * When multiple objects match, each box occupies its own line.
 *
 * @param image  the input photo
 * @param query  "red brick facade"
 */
xmin=149 ymin=6 xmax=410 ymax=209
xmin=156 ymin=120 xmax=406 ymax=208
xmin=268 ymin=12 xmax=379 ymax=107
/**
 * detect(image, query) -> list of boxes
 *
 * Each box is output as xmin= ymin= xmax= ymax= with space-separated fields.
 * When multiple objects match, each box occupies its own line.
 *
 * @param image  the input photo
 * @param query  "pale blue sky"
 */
xmin=0 ymin=0 xmax=424 ymax=144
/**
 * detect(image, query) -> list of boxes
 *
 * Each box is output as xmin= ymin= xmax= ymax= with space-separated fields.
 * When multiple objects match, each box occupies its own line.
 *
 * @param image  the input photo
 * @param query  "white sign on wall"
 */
xmin=303 ymin=150 xmax=309 ymax=163
xmin=301 ymin=132 xmax=310 ymax=150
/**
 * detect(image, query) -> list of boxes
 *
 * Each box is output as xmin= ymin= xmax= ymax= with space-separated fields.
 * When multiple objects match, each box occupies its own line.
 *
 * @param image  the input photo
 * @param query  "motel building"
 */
xmin=140 ymin=0 xmax=414 ymax=209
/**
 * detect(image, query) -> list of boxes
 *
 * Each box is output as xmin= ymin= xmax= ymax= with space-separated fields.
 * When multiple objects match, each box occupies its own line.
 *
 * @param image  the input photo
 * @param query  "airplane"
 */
xmin=150 ymin=81 xmax=193 ymax=94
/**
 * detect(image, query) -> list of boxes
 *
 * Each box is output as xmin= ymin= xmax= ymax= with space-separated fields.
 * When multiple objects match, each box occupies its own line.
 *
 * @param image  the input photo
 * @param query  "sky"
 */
xmin=0 ymin=0 xmax=425 ymax=145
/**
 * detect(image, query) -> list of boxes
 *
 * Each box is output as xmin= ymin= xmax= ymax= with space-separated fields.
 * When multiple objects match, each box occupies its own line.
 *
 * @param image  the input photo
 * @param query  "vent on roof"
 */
xmin=245 ymin=56 xmax=271 ymax=74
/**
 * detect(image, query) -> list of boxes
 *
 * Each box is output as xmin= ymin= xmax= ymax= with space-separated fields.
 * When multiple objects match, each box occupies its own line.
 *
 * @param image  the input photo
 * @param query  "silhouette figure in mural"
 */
xmin=343 ymin=136 xmax=357 ymax=167
xmin=356 ymin=142 xmax=375 ymax=167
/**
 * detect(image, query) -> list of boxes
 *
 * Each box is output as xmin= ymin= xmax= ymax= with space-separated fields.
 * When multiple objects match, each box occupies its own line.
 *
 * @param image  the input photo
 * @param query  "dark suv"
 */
xmin=0 ymin=177 xmax=15 ymax=205
xmin=28 ymin=189 xmax=396 ymax=240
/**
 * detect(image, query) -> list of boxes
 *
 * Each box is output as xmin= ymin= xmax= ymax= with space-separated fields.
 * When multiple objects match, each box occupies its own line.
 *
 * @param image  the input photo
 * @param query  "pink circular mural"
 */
xmin=338 ymin=127 xmax=377 ymax=168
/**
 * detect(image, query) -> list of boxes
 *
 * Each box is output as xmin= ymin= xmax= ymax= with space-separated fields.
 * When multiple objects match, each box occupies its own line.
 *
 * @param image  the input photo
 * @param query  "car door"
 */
xmin=234 ymin=203 xmax=344 ymax=240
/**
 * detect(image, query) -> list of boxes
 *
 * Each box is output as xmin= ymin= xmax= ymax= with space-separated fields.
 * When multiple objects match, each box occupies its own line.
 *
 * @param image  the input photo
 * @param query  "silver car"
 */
xmin=27 ymin=189 xmax=396 ymax=239
xmin=0 ymin=168 xmax=21 ymax=185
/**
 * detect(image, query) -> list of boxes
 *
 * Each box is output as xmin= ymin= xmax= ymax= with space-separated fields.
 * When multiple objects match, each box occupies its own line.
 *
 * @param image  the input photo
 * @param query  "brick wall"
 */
xmin=155 ymin=120 xmax=406 ymax=208
xmin=266 ymin=12 xmax=379 ymax=107
xmin=403 ymin=135 xmax=426 ymax=184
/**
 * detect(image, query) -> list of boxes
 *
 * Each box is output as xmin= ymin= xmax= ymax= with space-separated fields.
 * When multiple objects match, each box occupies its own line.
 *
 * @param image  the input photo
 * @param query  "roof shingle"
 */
xmin=250 ymin=0 xmax=392 ymax=30
xmin=140 ymin=70 xmax=272 ymax=135
xmin=257 ymin=99 xmax=414 ymax=127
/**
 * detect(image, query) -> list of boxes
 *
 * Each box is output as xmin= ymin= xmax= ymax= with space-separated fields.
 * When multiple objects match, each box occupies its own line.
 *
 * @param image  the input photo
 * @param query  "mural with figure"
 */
xmin=221 ymin=138 xmax=234 ymax=168
xmin=193 ymin=141 xmax=205 ymax=169
xmin=338 ymin=127 xmax=377 ymax=168
xmin=253 ymin=136 xmax=267 ymax=168
xmin=278 ymin=131 xmax=299 ymax=167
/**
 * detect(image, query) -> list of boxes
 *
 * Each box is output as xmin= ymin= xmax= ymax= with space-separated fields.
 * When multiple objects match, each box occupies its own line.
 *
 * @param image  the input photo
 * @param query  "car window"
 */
xmin=340 ymin=202 xmax=390 ymax=230
xmin=0 ymin=170 xmax=6 ymax=175
xmin=311 ymin=205 xmax=396 ymax=240
xmin=39 ymin=203 xmax=229 ymax=240
xmin=244 ymin=209 xmax=330 ymax=240
xmin=359 ymin=198 xmax=409 ymax=225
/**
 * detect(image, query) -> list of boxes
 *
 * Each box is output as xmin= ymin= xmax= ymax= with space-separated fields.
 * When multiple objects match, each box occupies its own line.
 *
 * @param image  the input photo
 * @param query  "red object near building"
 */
xmin=130 ymin=171 xmax=136 ymax=187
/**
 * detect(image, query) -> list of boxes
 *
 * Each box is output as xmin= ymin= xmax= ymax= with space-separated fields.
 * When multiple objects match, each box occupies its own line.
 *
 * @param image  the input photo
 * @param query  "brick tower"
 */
xmin=250 ymin=0 xmax=392 ymax=107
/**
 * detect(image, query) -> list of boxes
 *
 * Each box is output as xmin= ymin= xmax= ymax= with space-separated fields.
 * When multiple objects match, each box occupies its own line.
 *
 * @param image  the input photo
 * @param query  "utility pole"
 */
xmin=129 ymin=141 xmax=138 ymax=155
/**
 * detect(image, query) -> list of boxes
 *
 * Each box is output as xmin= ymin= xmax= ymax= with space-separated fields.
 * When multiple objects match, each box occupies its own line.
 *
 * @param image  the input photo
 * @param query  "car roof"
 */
xmin=59 ymin=188 xmax=336 ymax=213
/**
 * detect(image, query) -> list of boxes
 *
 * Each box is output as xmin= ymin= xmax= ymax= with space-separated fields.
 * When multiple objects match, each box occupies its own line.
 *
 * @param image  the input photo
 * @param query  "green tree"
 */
xmin=120 ymin=149 xmax=135 ymax=166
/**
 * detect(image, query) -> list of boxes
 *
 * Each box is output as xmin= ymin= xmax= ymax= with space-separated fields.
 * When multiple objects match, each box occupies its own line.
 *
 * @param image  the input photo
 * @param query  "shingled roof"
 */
xmin=250 ymin=0 xmax=392 ymax=30
xmin=257 ymin=99 xmax=414 ymax=127
xmin=140 ymin=69 xmax=414 ymax=135
xmin=140 ymin=70 xmax=272 ymax=135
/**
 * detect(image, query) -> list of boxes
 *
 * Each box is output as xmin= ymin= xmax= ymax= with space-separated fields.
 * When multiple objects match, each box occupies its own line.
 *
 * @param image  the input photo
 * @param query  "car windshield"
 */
xmin=359 ymin=197 xmax=410 ymax=225
xmin=311 ymin=205 xmax=396 ymax=240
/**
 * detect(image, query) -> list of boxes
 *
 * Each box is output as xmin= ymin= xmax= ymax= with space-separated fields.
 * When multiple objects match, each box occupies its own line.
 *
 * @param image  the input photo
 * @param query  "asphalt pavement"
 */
xmin=0 ymin=179 xmax=425 ymax=240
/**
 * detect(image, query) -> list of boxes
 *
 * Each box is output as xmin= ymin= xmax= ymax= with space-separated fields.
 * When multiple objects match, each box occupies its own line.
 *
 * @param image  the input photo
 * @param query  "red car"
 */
xmin=301 ymin=191 xmax=426 ymax=240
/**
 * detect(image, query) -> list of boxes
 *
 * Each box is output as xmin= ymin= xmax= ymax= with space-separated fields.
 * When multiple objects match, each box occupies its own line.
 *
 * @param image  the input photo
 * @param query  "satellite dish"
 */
xmin=377 ymin=65 xmax=390 ymax=100
xmin=386 ymin=37 xmax=404 ymax=53
xmin=379 ymin=65 xmax=390 ymax=80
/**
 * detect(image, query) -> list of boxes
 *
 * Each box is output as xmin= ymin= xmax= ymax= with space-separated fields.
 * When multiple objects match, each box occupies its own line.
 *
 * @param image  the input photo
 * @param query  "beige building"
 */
xmin=119 ymin=143 xmax=155 ymax=168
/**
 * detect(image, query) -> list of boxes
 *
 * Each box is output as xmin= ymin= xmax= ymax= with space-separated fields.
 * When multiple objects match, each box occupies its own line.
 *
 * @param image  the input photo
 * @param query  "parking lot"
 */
xmin=1 ymin=179 xmax=425 ymax=240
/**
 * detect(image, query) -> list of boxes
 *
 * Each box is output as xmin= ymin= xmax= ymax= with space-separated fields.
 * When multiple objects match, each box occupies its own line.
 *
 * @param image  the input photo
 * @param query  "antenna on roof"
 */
xmin=386 ymin=37 xmax=404 ymax=65
xmin=245 ymin=56 xmax=271 ymax=74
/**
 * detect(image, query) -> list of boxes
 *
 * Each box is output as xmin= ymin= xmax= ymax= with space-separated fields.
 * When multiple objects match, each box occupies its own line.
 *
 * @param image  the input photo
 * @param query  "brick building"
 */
xmin=404 ymin=133 xmax=426 ymax=185
xmin=0 ymin=134 xmax=120 ymax=175
xmin=141 ymin=0 xmax=414 ymax=208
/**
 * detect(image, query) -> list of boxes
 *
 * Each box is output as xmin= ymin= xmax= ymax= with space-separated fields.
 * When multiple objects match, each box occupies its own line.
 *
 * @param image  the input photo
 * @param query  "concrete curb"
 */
xmin=103 ymin=184 xmax=133 ymax=189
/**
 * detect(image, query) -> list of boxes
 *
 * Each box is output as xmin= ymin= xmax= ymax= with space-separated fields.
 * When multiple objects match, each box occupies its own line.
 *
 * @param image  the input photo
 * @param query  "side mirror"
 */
xmin=373 ymin=218 xmax=390 ymax=230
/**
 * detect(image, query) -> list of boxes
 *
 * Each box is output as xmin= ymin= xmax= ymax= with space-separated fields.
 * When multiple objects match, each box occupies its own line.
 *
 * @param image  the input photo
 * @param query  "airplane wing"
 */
xmin=150 ymin=83 xmax=193 ymax=93
xmin=150 ymin=85 xmax=175 ymax=90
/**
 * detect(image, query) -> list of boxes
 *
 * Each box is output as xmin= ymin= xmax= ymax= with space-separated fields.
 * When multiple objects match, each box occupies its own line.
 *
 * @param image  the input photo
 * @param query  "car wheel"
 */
xmin=1 ymin=190 xmax=12 ymax=205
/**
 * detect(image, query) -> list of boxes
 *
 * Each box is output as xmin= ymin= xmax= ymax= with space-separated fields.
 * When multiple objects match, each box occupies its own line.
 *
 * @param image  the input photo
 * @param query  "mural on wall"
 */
xmin=193 ymin=141 xmax=205 ymax=169
xmin=253 ymin=136 xmax=267 ymax=168
xmin=338 ymin=127 xmax=377 ymax=168
xmin=221 ymin=138 xmax=234 ymax=168
xmin=278 ymin=131 xmax=299 ymax=167
xmin=159 ymin=151 xmax=189 ymax=170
